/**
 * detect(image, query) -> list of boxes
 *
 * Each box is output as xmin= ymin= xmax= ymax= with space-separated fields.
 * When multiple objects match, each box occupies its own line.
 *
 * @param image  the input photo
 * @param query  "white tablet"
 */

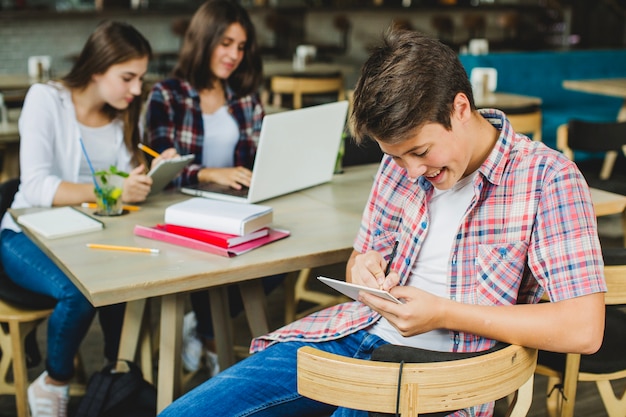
xmin=317 ymin=276 xmax=404 ymax=304
xmin=147 ymin=154 xmax=194 ymax=196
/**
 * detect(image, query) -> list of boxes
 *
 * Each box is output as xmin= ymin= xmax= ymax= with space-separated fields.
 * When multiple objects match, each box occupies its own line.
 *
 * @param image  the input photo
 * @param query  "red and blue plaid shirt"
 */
xmin=251 ymin=109 xmax=605 ymax=417
xmin=145 ymin=78 xmax=264 ymax=186
xmin=252 ymin=109 xmax=605 ymax=353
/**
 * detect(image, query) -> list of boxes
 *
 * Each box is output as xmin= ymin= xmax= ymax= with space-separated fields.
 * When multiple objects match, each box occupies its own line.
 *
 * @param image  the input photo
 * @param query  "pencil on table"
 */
xmin=81 ymin=203 xmax=140 ymax=211
xmin=86 ymin=243 xmax=159 ymax=254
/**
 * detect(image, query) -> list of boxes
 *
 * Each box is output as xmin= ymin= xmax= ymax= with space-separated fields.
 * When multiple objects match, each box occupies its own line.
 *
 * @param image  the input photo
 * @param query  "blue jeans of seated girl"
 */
xmin=0 ymin=229 xmax=125 ymax=382
xmin=158 ymin=329 xmax=388 ymax=417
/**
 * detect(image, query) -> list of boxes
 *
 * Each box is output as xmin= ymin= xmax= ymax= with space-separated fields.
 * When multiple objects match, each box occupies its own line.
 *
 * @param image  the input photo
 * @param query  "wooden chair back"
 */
xmin=508 ymin=110 xmax=542 ymax=142
xmin=535 ymin=247 xmax=626 ymax=417
xmin=270 ymin=74 xmax=345 ymax=109
xmin=297 ymin=344 xmax=537 ymax=416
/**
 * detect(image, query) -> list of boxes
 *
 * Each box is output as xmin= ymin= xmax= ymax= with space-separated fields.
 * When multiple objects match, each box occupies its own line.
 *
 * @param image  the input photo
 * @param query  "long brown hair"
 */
xmin=63 ymin=21 xmax=152 ymax=166
xmin=173 ymin=0 xmax=262 ymax=96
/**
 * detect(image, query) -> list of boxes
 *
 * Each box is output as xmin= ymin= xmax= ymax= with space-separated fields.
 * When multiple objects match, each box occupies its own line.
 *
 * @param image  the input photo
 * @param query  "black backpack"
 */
xmin=74 ymin=360 xmax=156 ymax=417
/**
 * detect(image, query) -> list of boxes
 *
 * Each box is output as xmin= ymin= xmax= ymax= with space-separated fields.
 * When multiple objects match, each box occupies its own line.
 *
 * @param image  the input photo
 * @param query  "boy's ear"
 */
xmin=452 ymin=93 xmax=472 ymax=120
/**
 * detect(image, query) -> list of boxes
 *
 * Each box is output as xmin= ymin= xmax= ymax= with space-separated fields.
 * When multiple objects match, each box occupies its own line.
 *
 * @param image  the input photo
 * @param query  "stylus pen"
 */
xmin=86 ymin=243 xmax=160 ymax=254
xmin=138 ymin=143 xmax=160 ymax=159
xmin=384 ymin=240 xmax=399 ymax=276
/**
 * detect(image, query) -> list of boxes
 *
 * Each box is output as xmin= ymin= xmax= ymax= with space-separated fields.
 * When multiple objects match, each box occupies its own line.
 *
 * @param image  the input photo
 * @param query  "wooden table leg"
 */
xmin=156 ymin=293 xmax=184 ymax=413
xmin=239 ymin=280 xmax=270 ymax=338
xmin=116 ymin=298 xmax=146 ymax=369
xmin=208 ymin=287 xmax=236 ymax=372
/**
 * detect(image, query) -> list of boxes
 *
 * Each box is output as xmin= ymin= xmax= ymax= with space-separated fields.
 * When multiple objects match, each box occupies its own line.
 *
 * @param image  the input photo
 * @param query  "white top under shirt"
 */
xmin=369 ymin=171 xmax=478 ymax=351
xmin=78 ymin=122 xmax=118 ymax=183
xmin=201 ymin=106 xmax=239 ymax=168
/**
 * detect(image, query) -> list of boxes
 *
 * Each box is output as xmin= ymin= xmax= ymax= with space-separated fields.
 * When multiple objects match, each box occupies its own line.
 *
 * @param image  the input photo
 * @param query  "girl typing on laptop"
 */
xmin=144 ymin=0 xmax=284 ymax=377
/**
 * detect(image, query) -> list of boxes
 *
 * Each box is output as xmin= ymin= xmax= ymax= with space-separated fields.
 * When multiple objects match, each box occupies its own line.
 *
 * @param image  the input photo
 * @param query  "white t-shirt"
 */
xmin=369 ymin=172 xmax=478 ymax=351
xmin=78 ymin=122 xmax=118 ymax=183
xmin=201 ymin=106 xmax=239 ymax=168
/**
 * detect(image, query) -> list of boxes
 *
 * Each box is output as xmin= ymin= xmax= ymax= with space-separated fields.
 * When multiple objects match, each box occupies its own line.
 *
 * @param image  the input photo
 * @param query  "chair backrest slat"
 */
xmin=297 ymin=344 xmax=537 ymax=416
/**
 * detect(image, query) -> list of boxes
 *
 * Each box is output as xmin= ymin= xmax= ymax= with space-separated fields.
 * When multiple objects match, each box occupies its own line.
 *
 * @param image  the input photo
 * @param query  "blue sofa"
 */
xmin=459 ymin=50 xmax=626 ymax=149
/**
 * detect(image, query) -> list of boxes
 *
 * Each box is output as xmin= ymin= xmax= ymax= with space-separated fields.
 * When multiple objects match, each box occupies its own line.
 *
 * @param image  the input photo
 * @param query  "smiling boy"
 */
xmin=158 ymin=29 xmax=606 ymax=417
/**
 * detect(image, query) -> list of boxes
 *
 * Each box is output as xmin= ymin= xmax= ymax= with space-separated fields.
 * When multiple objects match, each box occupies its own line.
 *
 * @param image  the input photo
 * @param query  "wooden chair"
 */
xmin=0 ymin=178 xmax=55 ymax=417
xmin=508 ymin=110 xmax=542 ymax=142
xmin=0 ymin=179 xmax=90 ymax=417
xmin=283 ymin=269 xmax=349 ymax=323
xmin=535 ymin=247 xmax=626 ymax=417
xmin=0 ymin=293 xmax=55 ymax=417
xmin=270 ymin=73 xmax=345 ymax=110
xmin=556 ymin=120 xmax=626 ymax=180
xmin=297 ymin=343 xmax=537 ymax=416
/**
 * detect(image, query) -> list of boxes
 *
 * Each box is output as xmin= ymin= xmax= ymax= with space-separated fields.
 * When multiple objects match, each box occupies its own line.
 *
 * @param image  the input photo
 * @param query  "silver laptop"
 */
xmin=181 ymin=100 xmax=349 ymax=203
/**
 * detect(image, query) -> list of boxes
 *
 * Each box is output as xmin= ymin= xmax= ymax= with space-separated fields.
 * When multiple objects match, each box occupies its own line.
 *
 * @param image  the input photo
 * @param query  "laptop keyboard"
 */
xmin=193 ymin=182 xmax=250 ymax=197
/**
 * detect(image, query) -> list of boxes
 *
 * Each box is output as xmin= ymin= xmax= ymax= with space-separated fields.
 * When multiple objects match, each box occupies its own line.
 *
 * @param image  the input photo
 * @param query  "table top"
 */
xmin=11 ymin=165 xmax=623 ymax=307
xmin=589 ymin=187 xmax=626 ymax=217
xmin=0 ymin=121 xmax=19 ymax=143
xmin=0 ymin=74 xmax=37 ymax=91
xmin=11 ymin=164 xmax=377 ymax=307
xmin=563 ymin=78 xmax=626 ymax=99
xmin=263 ymin=60 xmax=357 ymax=78
xmin=0 ymin=109 xmax=20 ymax=143
xmin=475 ymin=92 xmax=542 ymax=110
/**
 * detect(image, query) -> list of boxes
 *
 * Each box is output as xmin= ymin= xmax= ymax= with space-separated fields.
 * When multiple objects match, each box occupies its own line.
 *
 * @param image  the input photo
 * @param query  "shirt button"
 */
xmin=421 ymin=221 xmax=427 ymax=229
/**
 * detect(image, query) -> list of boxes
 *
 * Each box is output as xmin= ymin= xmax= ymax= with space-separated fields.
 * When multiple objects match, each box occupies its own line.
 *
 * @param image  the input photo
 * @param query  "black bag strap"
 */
xmin=100 ymin=362 xmax=146 ymax=414
xmin=74 ymin=370 xmax=114 ymax=417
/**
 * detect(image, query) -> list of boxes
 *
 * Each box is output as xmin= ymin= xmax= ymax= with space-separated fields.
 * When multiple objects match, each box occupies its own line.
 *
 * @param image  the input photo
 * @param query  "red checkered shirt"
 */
xmin=251 ymin=109 xmax=606 ymax=416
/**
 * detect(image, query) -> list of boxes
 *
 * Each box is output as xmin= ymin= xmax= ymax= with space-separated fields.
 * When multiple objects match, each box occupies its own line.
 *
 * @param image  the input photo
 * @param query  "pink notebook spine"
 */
xmin=133 ymin=225 xmax=291 ymax=257
xmin=134 ymin=225 xmax=231 ymax=257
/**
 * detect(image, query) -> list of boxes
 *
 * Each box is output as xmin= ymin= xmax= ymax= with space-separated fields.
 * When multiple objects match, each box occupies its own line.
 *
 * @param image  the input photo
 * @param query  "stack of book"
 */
xmin=134 ymin=197 xmax=289 ymax=257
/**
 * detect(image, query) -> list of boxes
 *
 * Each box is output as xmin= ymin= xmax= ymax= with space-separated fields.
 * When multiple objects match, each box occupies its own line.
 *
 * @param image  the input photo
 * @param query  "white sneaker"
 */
xmin=205 ymin=349 xmax=220 ymax=377
xmin=182 ymin=312 xmax=202 ymax=372
xmin=27 ymin=371 xmax=69 ymax=417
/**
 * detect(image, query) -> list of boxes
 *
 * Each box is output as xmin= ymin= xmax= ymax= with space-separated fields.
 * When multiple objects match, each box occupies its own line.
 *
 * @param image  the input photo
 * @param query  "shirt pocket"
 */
xmin=475 ymin=241 xmax=529 ymax=306
xmin=371 ymin=229 xmax=400 ymax=255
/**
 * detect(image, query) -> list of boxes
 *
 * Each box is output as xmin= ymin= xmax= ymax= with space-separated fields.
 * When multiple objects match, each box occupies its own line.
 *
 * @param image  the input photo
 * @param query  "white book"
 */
xmin=17 ymin=206 xmax=104 ymax=239
xmin=164 ymin=197 xmax=273 ymax=236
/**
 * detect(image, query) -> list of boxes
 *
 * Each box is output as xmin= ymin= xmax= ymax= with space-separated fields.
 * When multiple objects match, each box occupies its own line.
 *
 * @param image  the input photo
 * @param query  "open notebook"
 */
xmin=181 ymin=100 xmax=349 ymax=203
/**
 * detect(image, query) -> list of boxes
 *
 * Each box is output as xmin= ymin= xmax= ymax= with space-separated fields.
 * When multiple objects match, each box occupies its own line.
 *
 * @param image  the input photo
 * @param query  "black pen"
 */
xmin=384 ymin=240 xmax=399 ymax=276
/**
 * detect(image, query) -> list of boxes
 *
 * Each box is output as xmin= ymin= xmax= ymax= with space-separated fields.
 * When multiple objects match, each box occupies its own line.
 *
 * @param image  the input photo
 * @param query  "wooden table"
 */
xmin=11 ymin=163 xmax=377 ymax=412
xmin=590 ymin=187 xmax=626 ymax=217
xmin=589 ymin=187 xmax=626 ymax=248
xmin=563 ymin=78 xmax=626 ymax=120
xmin=11 ymin=166 xmax=623 ymax=412
xmin=474 ymin=92 xmax=542 ymax=112
xmin=263 ymin=60 xmax=356 ymax=79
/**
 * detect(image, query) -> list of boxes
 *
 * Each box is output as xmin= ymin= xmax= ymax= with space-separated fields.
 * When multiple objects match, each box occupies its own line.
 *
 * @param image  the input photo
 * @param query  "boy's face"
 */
xmin=378 ymin=115 xmax=473 ymax=191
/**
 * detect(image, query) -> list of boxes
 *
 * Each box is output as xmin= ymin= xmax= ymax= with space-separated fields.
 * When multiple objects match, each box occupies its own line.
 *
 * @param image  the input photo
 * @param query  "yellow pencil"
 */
xmin=138 ymin=143 xmax=160 ymax=159
xmin=81 ymin=203 xmax=141 ymax=212
xmin=86 ymin=243 xmax=160 ymax=254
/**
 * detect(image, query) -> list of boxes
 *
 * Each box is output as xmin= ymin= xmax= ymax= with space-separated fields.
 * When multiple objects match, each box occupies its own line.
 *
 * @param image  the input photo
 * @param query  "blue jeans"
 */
xmin=0 ymin=230 xmax=125 ymax=381
xmin=158 ymin=329 xmax=388 ymax=417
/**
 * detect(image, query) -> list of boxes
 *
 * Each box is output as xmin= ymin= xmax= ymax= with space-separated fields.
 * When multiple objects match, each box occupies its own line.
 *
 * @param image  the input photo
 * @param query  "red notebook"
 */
xmin=134 ymin=225 xmax=290 ymax=258
xmin=156 ymin=224 xmax=269 ymax=248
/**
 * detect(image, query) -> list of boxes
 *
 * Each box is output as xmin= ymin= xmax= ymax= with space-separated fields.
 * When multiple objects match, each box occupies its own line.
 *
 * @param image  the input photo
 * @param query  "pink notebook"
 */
xmin=133 ymin=225 xmax=290 ymax=258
